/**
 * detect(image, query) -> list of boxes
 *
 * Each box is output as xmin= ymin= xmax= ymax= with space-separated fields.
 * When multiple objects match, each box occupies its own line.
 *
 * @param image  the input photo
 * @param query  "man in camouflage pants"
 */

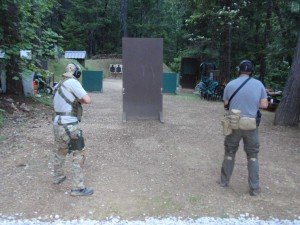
xmin=52 ymin=63 xmax=93 ymax=196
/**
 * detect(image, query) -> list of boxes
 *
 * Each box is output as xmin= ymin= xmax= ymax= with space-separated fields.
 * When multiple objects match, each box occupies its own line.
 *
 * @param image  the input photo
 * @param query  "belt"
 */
xmin=57 ymin=121 xmax=78 ymax=126
xmin=54 ymin=112 xmax=78 ymax=126
xmin=55 ymin=112 xmax=74 ymax=116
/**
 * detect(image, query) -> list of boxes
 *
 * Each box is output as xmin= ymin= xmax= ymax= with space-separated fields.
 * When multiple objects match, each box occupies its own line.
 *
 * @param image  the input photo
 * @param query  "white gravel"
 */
xmin=0 ymin=217 xmax=299 ymax=225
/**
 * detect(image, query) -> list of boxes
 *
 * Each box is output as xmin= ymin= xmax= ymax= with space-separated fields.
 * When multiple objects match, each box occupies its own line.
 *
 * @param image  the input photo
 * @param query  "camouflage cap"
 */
xmin=63 ymin=63 xmax=77 ymax=78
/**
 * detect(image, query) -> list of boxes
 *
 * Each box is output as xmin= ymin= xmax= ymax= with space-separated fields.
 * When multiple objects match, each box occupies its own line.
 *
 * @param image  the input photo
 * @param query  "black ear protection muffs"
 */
xmin=238 ymin=60 xmax=254 ymax=74
xmin=72 ymin=63 xmax=82 ymax=78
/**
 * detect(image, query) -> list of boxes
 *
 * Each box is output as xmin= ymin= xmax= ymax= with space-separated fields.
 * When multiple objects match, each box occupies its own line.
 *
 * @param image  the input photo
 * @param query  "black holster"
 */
xmin=224 ymin=104 xmax=229 ymax=110
xmin=68 ymin=130 xmax=85 ymax=153
xmin=62 ymin=125 xmax=85 ymax=154
xmin=256 ymin=110 xmax=262 ymax=127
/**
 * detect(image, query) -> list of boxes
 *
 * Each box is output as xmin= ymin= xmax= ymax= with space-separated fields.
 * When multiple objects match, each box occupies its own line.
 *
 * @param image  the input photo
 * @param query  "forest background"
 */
xmin=0 ymin=0 xmax=299 ymax=125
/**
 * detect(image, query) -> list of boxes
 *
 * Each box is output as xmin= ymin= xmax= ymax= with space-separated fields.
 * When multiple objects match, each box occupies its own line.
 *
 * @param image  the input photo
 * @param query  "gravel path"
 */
xmin=0 ymin=78 xmax=299 ymax=224
xmin=0 ymin=216 xmax=299 ymax=225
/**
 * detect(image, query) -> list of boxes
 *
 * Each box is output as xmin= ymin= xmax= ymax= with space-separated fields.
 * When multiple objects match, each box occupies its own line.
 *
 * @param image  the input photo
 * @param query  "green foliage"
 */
xmin=41 ymin=29 xmax=63 ymax=58
xmin=179 ymin=0 xmax=298 ymax=87
xmin=32 ymin=95 xmax=53 ymax=107
xmin=263 ymin=1 xmax=298 ymax=89
xmin=60 ymin=0 xmax=120 ymax=55
xmin=18 ymin=0 xmax=62 ymax=63
xmin=265 ymin=60 xmax=290 ymax=90
xmin=160 ymin=0 xmax=195 ymax=64
xmin=1 ymin=0 xmax=298 ymax=93
xmin=0 ymin=0 xmax=63 ymax=94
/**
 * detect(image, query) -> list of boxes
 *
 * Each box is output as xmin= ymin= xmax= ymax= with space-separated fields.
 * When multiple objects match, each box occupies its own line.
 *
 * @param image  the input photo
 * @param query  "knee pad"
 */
xmin=249 ymin=157 xmax=257 ymax=162
xmin=247 ymin=153 xmax=258 ymax=161
xmin=55 ymin=148 xmax=68 ymax=157
xmin=225 ymin=150 xmax=237 ymax=160
xmin=225 ymin=155 xmax=234 ymax=161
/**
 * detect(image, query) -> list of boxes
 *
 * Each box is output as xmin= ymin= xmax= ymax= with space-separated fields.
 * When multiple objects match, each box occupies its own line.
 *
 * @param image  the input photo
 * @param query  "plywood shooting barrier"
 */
xmin=122 ymin=38 xmax=163 ymax=122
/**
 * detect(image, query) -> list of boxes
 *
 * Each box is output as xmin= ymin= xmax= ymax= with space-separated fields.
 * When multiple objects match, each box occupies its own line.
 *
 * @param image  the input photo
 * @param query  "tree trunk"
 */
xmin=6 ymin=57 xmax=23 ymax=95
xmin=88 ymin=29 xmax=96 ymax=56
xmin=2 ymin=2 xmax=23 ymax=95
xmin=259 ymin=0 xmax=272 ymax=84
xmin=274 ymin=32 xmax=300 ymax=126
xmin=120 ymin=0 xmax=128 ymax=37
xmin=219 ymin=24 xmax=232 ymax=81
xmin=219 ymin=0 xmax=232 ymax=81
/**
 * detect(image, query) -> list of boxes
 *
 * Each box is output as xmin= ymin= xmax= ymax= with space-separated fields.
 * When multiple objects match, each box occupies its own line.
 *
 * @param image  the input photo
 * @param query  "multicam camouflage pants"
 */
xmin=53 ymin=124 xmax=86 ymax=190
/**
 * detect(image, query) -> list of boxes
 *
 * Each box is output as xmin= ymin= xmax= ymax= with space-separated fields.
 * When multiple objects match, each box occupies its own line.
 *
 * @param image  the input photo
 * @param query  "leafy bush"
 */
xmin=32 ymin=95 xmax=53 ymax=107
xmin=265 ymin=60 xmax=290 ymax=90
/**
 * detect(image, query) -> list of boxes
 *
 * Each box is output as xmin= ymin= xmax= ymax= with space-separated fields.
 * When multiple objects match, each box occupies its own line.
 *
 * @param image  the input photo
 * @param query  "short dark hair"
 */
xmin=239 ymin=60 xmax=253 ymax=73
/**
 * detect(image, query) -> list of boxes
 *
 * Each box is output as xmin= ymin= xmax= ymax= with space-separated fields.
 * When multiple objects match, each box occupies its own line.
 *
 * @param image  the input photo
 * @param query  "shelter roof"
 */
xmin=64 ymin=51 xmax=86 ymax=59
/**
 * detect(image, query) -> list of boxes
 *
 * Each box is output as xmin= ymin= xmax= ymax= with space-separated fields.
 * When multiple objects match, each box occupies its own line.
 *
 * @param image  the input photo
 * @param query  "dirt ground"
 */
xmin=0 ymin=78 xmax=299 ymax=221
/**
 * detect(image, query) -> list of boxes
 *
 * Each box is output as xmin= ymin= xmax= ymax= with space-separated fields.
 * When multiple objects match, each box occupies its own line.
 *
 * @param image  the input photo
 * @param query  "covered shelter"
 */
xmin=64 ymin=51 xmax=86 ymax=67
xmin=180 ymin=57 xmax=201 ymax=89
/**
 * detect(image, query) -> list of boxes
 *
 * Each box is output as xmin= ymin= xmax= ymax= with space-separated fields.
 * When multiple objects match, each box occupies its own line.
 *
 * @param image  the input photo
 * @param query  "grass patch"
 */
xmin=85 ymin=59 xmax=122 ymax=78
xmin=188 ymin=195 xmax=202 ymax=205
xmin=0 ymin=136 xmax=5 ymax=142
xmin=49 ymin=58 xmax=173 ymax=80
xmin=48 ymin=58 xmax=121 ymax=80
xmin=139 ymin=194 xmax=184 ymax=214
xmin=32 ymin=94 xmax=53 ymax=107
xmin=0 ymin=109 xmax=5 ymax=128
xmin=151 ymin=196 xmax=183 ymax=212
xmin=86 ymin=59 xmax=173 ymax=77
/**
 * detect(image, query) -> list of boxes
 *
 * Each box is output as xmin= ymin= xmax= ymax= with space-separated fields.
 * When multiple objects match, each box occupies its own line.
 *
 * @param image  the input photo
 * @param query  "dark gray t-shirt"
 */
xmin=223 ymin=75 xmax=267 ymax=118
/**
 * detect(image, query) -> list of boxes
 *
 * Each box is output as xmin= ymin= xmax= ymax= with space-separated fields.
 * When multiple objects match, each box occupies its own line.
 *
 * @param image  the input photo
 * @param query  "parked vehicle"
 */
xmin=267 ymin=89 xmax=282 ymax=111
xmin=196 ymin=76 xmax=226 ymax=101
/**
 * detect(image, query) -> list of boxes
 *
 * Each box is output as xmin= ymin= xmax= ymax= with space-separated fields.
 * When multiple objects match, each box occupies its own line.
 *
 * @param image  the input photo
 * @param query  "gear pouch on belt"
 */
xmin=228 ymin=109 xmax=241 ymax=130
xmin=68 ymin=130 xmax=85 ymax=153
xmin=239 ymin=117 xmax=257 ymax=130
xmin=76 ymin=103 xmax=83 ymax=122
xmin=72 ymin=101 xmax=83 ymax=122
xmin=221 ymin=118 xmax=232 ymax=136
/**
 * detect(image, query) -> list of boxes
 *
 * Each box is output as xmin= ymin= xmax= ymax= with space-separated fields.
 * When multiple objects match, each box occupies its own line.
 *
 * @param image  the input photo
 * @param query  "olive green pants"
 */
xmin=220 ymin=128 xmax=260 ymax=190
